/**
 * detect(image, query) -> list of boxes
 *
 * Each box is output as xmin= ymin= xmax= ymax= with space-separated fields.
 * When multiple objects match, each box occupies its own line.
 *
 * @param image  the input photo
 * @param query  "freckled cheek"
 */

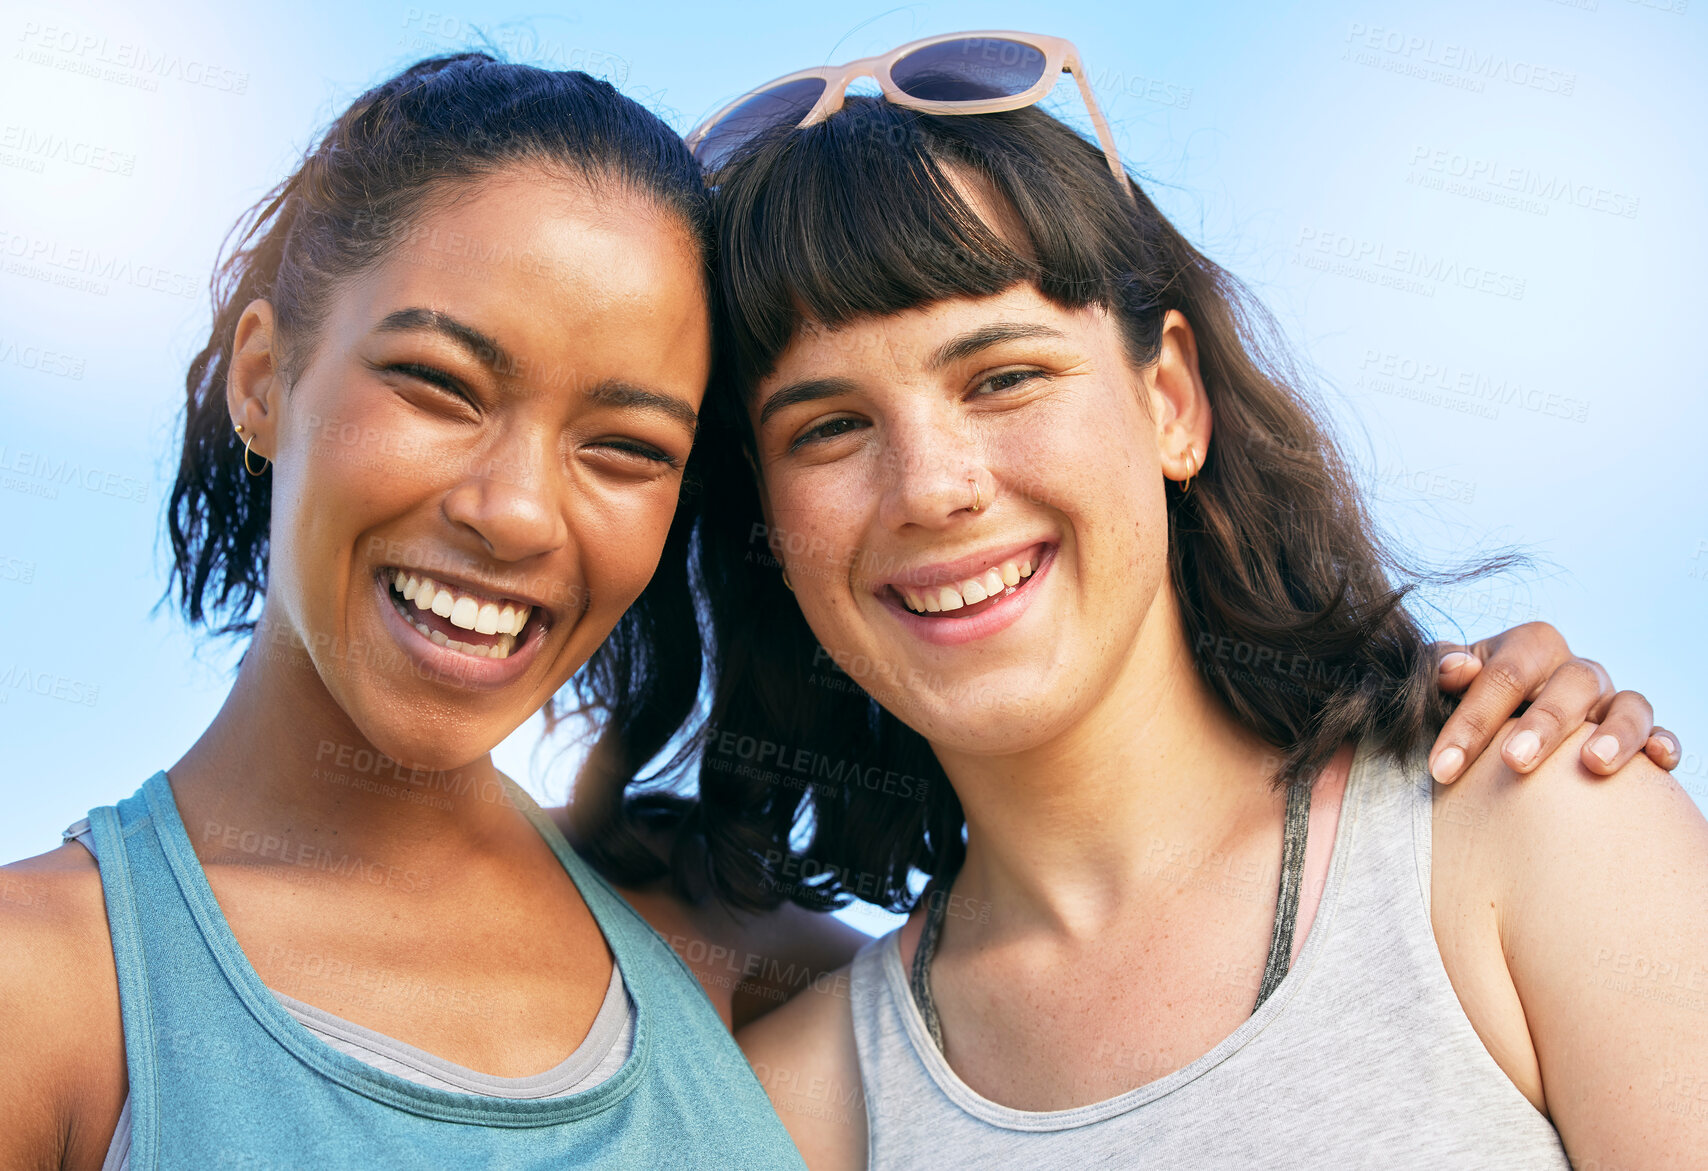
xmin=773 ymin=482 xmax=863 ymax=591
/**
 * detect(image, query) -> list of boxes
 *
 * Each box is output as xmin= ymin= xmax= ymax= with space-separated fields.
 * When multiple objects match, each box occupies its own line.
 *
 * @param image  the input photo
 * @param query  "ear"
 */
xmin=226 ymin=299 xmax=285 ymax=460
xmin=1143 ymin=309 xmax=1213 ymax=484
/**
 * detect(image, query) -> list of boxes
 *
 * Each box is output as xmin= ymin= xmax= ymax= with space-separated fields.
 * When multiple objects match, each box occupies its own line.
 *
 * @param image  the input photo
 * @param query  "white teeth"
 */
xmin=902 ymin=555 xmax=1043 ymax=613
xmin=431 ymin=588 xmax=454 ymax=618
xmin=399 ymin=611 xmax=513 ymax=660
xmin=414 ymin=577 xmax=436 ymax=610
xmin=449 ymin=596 xmax=479 ymax=630
xmin=392 ymin=569 xmax=405 ymax=592
xmin=497 ymin=605 xmax=517 ymax=635
xmin=512 ymin=606 xmax=531 ymax=633
xmin=403 ymin=575 xmax=420 ymax=601
xmin=473 ymin=603 xmax=498 ymax=634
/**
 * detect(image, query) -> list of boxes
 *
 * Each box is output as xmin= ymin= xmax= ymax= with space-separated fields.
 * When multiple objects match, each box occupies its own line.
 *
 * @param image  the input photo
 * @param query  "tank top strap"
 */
xmin=846 ymin=741 xmax=1570 ymax=1168
xmin=76 ymin=771 xmax=805 ymax=1169
xmin=84 ymin=791 xmax=165 ymax=1164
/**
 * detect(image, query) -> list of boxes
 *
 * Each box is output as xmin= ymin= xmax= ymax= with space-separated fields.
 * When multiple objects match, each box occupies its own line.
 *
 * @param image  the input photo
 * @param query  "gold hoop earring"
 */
xmin=970 ymin=479 xmax=982 ymax=512
xmin=236 ymin=423 xmax=269 ymax=477
xmin=1181 ymin=446 xmax=1199 ymax=494
xmin=781 ymin=568 xmax=794 ymax=592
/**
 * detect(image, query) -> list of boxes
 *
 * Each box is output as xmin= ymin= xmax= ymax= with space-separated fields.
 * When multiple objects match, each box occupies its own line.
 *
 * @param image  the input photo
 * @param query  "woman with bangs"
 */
xmin=671 ymin=32 xmax=1708 ymax=1169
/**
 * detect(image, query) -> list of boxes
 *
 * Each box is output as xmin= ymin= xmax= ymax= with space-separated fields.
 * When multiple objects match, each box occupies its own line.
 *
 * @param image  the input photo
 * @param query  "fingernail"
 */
xmin=1507 ymin=730 xmax=1541 ymax=768
xmin=1431 ymin=745 xmax=1465 ymax=783
xmin=1588 ymin=735 xmax=1618 ymax=767
xmin=1653 ymin=733 xmax=1679 ymax=758
xmin=1438 ymin=652 xmax=1476 ymax=673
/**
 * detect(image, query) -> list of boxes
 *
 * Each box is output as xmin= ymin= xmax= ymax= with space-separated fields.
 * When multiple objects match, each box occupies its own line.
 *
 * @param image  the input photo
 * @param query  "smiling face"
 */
xmin=233 ymin=170 xmax=710 ymax=769
xmin=750 ymin=285 xmax=1208 ymax=754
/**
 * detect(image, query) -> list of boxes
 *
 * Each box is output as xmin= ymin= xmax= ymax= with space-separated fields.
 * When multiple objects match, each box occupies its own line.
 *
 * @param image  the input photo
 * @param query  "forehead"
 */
xmin=764 ymin=285 xmax=1101 ymax=381
xmin=343 ymin=176 xmax=711 ymax=389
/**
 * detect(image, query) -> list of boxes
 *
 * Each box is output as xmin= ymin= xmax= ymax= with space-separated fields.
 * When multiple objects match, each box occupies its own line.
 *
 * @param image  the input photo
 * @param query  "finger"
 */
xmin=1432 ymin=641 xmax=1482 ymax=694
xmin=1644 ymin=727 xmax=1682 ymax=771
xmin=1579 ymin=690 xmax=1655 ymax=776
xmin=1430 ymin=656 xmax=1536 ymax=783
xmin=1466 ymin=621 xmax=1572 ymax=702
xmin=1500 ymin=657 xmax=1614 ymax=774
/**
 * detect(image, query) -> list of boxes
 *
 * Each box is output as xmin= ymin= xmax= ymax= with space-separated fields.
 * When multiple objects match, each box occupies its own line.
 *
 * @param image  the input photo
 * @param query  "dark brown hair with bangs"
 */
xmin=598 ymin=97 xmax=1484 ymax=914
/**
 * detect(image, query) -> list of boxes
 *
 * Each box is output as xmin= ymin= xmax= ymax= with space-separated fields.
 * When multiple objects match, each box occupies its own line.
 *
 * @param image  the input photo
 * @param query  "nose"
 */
xmin=875 ymin=412 xmax=987 ymax=532
xmin=440 ymin=436 xmax=570 ymax=563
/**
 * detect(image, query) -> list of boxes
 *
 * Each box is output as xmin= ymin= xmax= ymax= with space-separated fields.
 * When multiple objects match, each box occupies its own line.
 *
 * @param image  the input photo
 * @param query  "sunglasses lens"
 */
xmin=891 ymin=37 xmax=1048 ymax=101
xmin=694 ymin=77 xmax=828 ymax=169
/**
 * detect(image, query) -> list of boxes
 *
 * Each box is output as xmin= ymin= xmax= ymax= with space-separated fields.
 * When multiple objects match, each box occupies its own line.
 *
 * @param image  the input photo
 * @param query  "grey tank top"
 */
xmin=65 ymin=820 xmax=634 ymax=1171
xmin=848 ymin=741 xmax=1572 ymax=1168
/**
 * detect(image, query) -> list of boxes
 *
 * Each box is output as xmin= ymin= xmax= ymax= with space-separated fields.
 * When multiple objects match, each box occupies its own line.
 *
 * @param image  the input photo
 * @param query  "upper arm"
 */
xmin=1466 ymin=726 xmax=1708 ymax=1167
xmin=737 ymin=963 xmax=868 ymax=1171
xmin=0 ymin=845 xmax=127 ymax=1171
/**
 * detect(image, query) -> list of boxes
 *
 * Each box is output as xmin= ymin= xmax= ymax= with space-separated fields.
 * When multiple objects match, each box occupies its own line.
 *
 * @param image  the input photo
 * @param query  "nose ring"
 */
xmin=970 ymin=479 xmax=981 ymax=512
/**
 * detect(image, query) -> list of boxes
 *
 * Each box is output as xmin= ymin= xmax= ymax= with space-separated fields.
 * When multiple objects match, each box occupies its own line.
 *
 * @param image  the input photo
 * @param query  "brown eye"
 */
xmin=973 ymin=369 xmax=1044 ymax=396
xmin=791 ymin=416 xmax=867 ymax=452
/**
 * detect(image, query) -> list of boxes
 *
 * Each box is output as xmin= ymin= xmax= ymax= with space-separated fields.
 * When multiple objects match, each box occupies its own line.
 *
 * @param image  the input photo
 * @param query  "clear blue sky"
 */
xmin=2 ymin=0 xmax=1703 ymax=936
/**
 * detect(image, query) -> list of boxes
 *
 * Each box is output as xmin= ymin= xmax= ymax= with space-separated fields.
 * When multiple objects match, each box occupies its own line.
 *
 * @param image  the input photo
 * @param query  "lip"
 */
xmin=878 ymin=543 xmax=1057 ymax=648
xmin=372 ymin=571 xmax=551 ymax=691
xmin=383 ymin=564 xmax=566 ymax=619
xmin=875 ymin=540 xmax=1053 ymax=594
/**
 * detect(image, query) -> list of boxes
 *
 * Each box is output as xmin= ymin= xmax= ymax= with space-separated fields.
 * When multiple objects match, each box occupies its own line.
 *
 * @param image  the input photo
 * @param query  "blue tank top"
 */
xmin=82 ymin=771 xmax=805 ymax=1169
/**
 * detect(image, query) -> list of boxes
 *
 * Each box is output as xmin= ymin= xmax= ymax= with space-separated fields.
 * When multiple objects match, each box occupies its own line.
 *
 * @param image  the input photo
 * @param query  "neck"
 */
xmin=931 ymin=590 xmax=1280 ymax=935
xmin=169 ymin=607 xmax=515 ymax=857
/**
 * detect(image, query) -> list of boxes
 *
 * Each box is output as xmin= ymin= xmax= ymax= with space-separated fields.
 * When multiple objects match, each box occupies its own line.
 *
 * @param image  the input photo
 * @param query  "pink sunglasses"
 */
xmin=686 ymin=30 xmax=1129 ymax=189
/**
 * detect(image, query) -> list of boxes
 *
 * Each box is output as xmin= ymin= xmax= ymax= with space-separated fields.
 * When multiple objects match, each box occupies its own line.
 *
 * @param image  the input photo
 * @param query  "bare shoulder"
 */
xmin=1439 ymin=722 xmax=1708 ymax=1164
xmin=737 ymin=960 xmax=868 ymax=1171
xmin=620 ymin=882 xmax=867 ymax=1029
xmin=0 ymin=843 xmax=128 ymax=1169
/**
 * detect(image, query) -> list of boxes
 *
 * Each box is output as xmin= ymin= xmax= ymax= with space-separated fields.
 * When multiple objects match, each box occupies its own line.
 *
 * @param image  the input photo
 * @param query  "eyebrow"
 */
xmin=757 ymin=376 xmax=860 ymax=429
xmin=375 ymin=307 xmax=513 ymax=371
xmin=585 ymin=378 xmax=699 ymax=434
xmin=376 ymin=307 xmax=698 ymax=433
xmin=757 ymin=323 xmax=1068 ymax=428
xmin=928 ymin=322 xmax=1068 ymax=369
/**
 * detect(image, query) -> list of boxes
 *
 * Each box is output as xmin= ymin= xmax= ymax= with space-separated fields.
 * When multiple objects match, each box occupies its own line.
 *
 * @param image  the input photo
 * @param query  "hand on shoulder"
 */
xmin=1437 ymin=723 xmax=1708 ymax=1167
xmin=0 ymin=843 xmax=127 ymax=1170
